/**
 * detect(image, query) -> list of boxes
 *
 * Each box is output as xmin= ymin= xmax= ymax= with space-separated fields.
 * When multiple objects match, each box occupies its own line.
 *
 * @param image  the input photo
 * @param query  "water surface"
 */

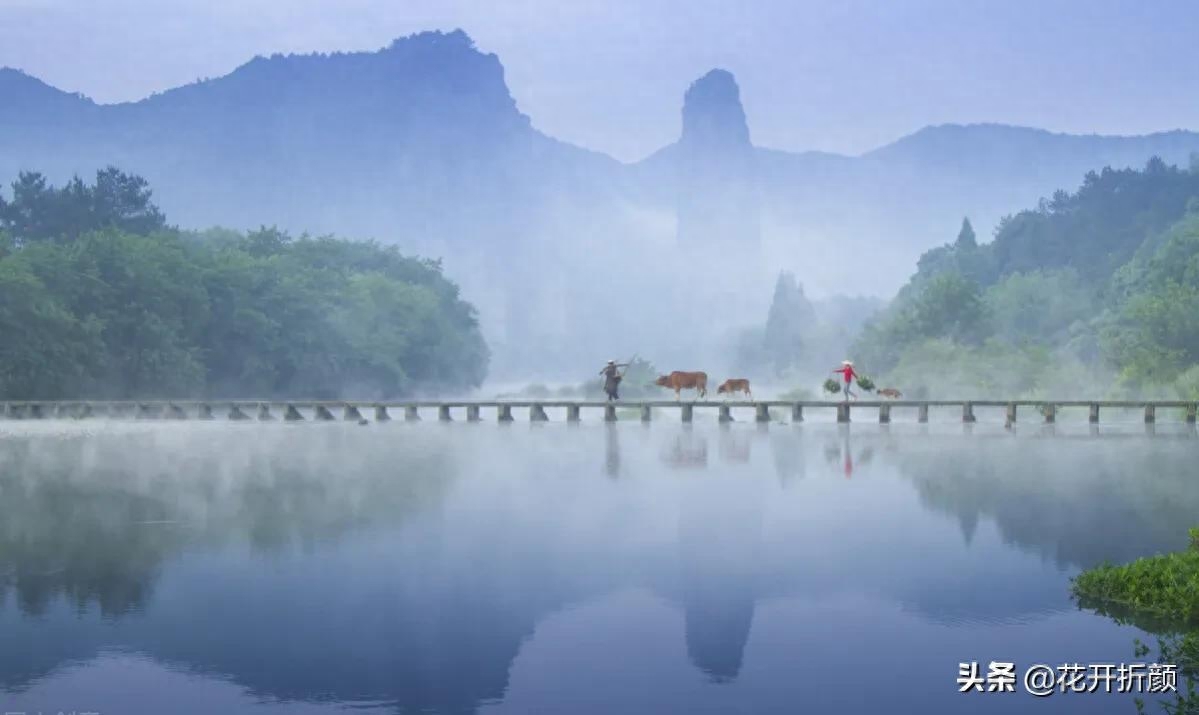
xmin=1 ymin=420 xmax=1194 ymax=714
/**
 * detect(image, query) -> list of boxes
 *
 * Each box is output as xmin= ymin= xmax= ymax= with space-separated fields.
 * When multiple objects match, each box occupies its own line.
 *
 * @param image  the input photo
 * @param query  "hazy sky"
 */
xmin=2 ymin=0 xmax=1197 ymax=161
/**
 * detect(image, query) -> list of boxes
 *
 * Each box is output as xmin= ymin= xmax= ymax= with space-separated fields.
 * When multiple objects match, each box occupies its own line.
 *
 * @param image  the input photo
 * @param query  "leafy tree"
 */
xmin=761 ymin=271 xmax=817 ymax=376
xmin=0 ymin=168 xmax=166 ymax=245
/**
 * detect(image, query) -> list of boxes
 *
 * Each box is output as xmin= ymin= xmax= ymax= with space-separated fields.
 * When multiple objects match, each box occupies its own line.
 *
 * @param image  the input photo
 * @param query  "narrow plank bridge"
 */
xmin=0 ymin=400 xmax=1196 ymax=424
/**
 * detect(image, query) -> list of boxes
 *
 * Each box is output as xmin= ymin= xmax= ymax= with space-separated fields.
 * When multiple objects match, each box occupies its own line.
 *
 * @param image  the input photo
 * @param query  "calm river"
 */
xmin=0 ymin=418 xmax=1194 ymax=714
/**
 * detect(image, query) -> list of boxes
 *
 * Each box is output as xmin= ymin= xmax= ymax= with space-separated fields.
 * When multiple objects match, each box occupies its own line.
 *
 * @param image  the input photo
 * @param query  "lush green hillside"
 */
xmin=0 ymin=169 xmax=488 ymax=399
xmin=852 ymin=158 xmax=1199 ymax=398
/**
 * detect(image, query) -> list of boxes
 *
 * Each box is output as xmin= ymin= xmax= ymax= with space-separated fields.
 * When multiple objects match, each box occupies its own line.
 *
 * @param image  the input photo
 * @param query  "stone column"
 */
xmin=404 ymin=405 xmax=421 ymax=422
xmin=168 ymin=403 xmax=187 ymax=420
xmin=681 ymin=404 xmax=693 ymax=423
xmin=228 ymin=404 xmax=251 ymax=421
xmin=1187 ymin=403 xmax=1197 ymax=425
xmin=718 ymin=405 xmax=733 ymax=423
xmin=315 ymin=405 xmax=336 ymax=421
xmin=566 ymin=404 xmax=580 ymax=423
xmin=198 ymin=404 xmax=215 ymax=420
xmin=1144 ymin=404 xmax=1156 ymax=424
xmin=1042 ymin=403 xmax=1056 ymax=424
xmin=374 ymin=405 xmax=390 ymax=422
xmin=604 ymin=404 xmax=617 ymax=422
xmin=498 ymin=404 xmax=514 ymax=422
xmin=962 ymin=402 xmax=976 ymax=423
xmin=837 ymin=403 xmax=850 ymax=423
xmin=1089 ymin=403 xmax=1100 ymax=424
xmin=530 ymin=404 xmax=549 ymax=422
xmin=467 ymin=405 xmax=481 ymax=422
xmin=1006 ymin=403 xmax=1017 ymax=425
xmin=258 ymin=404 xmax=274 ymax=420
xmin=344 ymin=404 xmax=364 ymax=422
xmin=791 ymin=403 xmax=803 ymax=423
xmin=755 ymin=404 xmax=770 ymax=423
xmin=879 ymin=403 xmax=891 ymax=424
xmin=285 ymin=405 xmax=305 ymax=421
xmin=439 ymin=405 xmax=453 ymax=422
xmin=917 ymin=404 xmax=929 ymax=423
xmin=640 ymin=404 xmax=652 ymax=422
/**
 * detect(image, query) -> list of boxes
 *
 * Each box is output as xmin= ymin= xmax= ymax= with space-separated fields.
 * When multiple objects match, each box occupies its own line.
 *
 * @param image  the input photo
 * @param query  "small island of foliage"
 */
xmin=1073 ymin=530 xmax=1199 ymax=713
xmin=0 ymin=168 xmax=489 ymax=399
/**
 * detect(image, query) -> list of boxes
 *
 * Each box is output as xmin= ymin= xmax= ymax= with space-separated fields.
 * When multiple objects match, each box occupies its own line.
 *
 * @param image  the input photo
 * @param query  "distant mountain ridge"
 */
xmin=3 ymin=29 xmax=1199 ymax=377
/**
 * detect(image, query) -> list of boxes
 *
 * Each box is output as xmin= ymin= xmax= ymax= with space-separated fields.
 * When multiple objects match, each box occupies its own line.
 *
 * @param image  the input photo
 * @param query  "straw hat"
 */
xmin=608 ymin=360 xmax=616 ymax=364
xmin=842 ymin=360 xmax=853 ymax=366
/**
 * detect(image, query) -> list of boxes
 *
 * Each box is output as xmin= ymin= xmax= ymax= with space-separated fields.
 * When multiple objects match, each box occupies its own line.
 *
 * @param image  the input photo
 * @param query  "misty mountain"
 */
xmin=3 ymin=29 xmax=1198 ymax=380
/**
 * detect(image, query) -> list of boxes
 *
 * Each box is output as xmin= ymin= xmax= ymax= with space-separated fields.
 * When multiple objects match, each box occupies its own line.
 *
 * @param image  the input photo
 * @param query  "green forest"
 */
xmin=841 ymin=156 xmax=1199 ymax=399
xmin=0 ymin=169 xmax=489 ymax=399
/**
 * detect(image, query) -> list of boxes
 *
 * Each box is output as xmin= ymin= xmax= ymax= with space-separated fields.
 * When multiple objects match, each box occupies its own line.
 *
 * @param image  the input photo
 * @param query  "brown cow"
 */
xmin=878 ymin=387 xmax=903 ymax=399
xmin=654 ymin=371 xmax=708 ymax=400
xmin=716 ymin=378 xmax=752 ymax=400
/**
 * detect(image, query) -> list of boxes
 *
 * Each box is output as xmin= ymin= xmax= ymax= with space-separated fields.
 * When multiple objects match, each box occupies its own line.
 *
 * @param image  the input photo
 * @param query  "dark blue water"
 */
xmin=0 ymin=419 xmax=1194 ymax=714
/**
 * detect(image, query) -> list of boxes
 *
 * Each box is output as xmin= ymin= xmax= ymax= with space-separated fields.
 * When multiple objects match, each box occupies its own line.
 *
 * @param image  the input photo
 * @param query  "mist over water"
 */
xmin=1 ymin=420 xmax=1193 ymax=714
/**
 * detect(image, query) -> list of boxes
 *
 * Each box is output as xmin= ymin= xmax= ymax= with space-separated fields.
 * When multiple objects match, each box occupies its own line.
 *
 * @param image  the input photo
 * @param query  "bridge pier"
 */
xmin=440 ymin=405 xmax=454 ymax=422
xmin=498 ymin=404 xmax=514 ymax=422
xmin=54 ymin=403 xmax=72 ymax=419
xmin=285 ymin=405 xmax=305 ymax=421
xmin=1144 ymin=404 xmax=1156 ymax=424
xmin=258 ymin=404 xmax=274 ymax=421
xmin=374 ymin=405 xmax=390 ymax=422
xmin=879 ymin=403 xmax=891 ymax=424
xmin=198 ymin=404 xmax=214 ymax=420
xmin=467 ymin=405 xmax=481 ymax=422
xmin=1042 ymin=403 xmax=1056 ymax=424
xmin=75 ymin=403 xmax=94 ymax=420
xmin=167 ymin=403 xmax=187 ymax=420
xmin=755 ymin=404 xmax=770 ymax=423
xmin=1188 ymin=403 xmax=1197 ymax=424
xmin=962 ymin=402 xmax=976 ymax=423
xmin=791 ymin=403 xmax=803 ymax=423
xmin=917 ymin=404 xmax=929 ymax=423
xmin=137 ymin=403 xmax=159 ymax=420
xmin=718 ymin=405 xmax=733 ymax=423
xmin=344 ymin=404 xmax=364 ymax=422
xmin=681 ymin=404 xmax=693 ymax=423
xmin=228 ymin=404 xmax=251 ymax=421
xmin=530 ymin=404 xmax=549 ymax=422
xmin=640 ymin=404 xmax=652 ymax=422
xmin=604 ymin=404 xmax=617 ymax=422
xmin=837 ymin=403 xmax=850 ymax=423
xmin=405 ymin=405 xmax=421 ymax=422
xmin=566 ymin=404 xmax=580 ymax=423
xmin=1089 ymin=403 xmax=1100 ymax=424
xmin=314 ymin=405 xmax=336 ymax=421
xmin=1006 ymin=403 xmax=1017 ymax=426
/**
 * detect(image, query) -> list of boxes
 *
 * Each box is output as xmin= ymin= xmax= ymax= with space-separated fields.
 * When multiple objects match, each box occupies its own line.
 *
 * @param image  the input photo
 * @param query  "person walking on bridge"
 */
xmin=832 ymin=360 xmax=859 ymax=402
xmin=600 ymin=360 xmax=629 ymax=402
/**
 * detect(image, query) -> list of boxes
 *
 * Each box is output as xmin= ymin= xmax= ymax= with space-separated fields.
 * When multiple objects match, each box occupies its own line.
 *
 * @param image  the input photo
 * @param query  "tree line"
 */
xmin=849 ymin=157 xmax=1199 ymax=398
xmin=0 ymin=168 xmax=488 ymax=399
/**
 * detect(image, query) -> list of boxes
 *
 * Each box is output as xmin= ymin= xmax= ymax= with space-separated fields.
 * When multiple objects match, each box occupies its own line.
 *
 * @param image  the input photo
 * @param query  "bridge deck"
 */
xmin=0 ymin=398 xmax=1195 ymax=425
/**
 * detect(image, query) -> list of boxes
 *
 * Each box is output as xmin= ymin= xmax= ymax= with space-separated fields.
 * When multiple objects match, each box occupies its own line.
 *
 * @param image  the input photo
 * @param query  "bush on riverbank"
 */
xmin=1072 ymin=541 xmax=1199 ymax=625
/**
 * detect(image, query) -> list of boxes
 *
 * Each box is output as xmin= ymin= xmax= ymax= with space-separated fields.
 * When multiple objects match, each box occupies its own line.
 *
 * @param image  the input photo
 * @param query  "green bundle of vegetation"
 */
xmin=0 ymin=168 xmax=489 ymax=399
xmin=1072 ymin=529 xmax=1199 ymax=625
xmin=856 ymin=375 xmax=876 ymax=392
xmin=822 ymin=378 xmax=842 ymax=395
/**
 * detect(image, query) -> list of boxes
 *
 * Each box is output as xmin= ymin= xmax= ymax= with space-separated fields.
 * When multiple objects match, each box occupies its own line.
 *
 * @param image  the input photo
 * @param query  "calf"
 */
xmin=716 ymin=378 xmax=752 ymax=400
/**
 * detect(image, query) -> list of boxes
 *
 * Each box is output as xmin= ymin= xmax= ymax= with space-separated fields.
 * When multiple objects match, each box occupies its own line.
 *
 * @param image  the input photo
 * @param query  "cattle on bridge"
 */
xmin=655 ymin=371 xmax=708 ymax=400
xmin=717 ymin=379 xmax=752 ymax=400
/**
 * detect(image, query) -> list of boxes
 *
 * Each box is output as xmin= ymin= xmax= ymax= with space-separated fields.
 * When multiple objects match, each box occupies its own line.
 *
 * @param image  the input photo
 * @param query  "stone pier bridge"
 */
xmin=0 ymin=400 xmax=1196 ymax=425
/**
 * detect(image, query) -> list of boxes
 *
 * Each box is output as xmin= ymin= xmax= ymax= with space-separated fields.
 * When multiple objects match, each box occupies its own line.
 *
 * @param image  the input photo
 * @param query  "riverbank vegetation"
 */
xmin=841 ymin=158 xmax=1199 ymax=399
xmin=0 ymin=169 xmax=488 ymax=399
xmin=1073 ymin=530 xmax=1199 ymax=713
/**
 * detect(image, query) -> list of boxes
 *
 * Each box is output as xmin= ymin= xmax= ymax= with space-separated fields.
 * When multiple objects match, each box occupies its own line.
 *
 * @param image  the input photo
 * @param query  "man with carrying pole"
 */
xmin=599 ymin=358 xmax=633 ymax=402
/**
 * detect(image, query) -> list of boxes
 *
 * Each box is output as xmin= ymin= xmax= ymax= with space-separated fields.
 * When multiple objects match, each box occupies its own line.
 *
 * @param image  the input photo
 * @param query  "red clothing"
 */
xmin=834 ymin=365 xmax=857 ymax=383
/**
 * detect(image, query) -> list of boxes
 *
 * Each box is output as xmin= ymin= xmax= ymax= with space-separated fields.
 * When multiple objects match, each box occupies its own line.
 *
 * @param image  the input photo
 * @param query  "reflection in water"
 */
xmin=661 ymin=429 xmax=708 ymax=469
xmin=605 ymin=423 xmax=621 ymax=478
xmin=0 ymin=422 xmax=1193 ymax=714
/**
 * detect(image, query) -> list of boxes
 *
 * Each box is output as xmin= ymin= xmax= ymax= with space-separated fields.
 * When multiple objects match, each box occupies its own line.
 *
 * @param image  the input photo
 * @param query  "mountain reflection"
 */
xmin=0 ymin=423 xmax=1193 ymax=714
